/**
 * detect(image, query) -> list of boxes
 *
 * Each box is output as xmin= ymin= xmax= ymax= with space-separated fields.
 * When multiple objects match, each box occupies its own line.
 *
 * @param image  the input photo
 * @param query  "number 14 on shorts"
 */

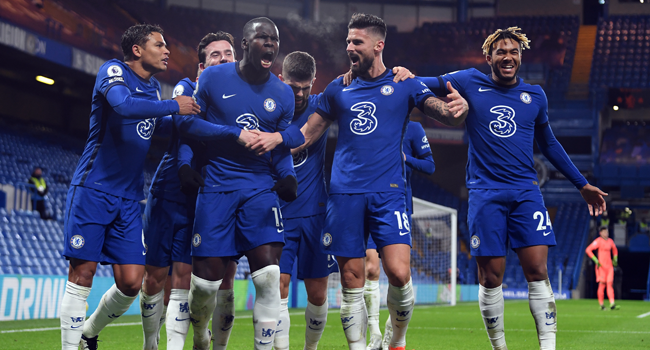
xmin=534 ymin=210 xmax=552 ymax=234
xmin=394 ymin=211 xmax=410 ymax=235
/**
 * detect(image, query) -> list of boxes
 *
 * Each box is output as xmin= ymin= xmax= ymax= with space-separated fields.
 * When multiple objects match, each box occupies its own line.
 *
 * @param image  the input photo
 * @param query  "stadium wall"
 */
xmin=496 ymin=0 xmax=581 ymax=17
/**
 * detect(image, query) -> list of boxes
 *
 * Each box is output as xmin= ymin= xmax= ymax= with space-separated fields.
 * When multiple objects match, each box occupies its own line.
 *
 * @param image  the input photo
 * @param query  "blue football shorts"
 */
xmin=143 ymin=193 xmax=194 ymax=267
xmin=322 ymin=192 xmax=411 ymax=258
xmin=63 ymin=185 xmax=145 ymax=265
xmin=279 ymin=213 xmax=338 ymax=279
xmin=192 ymin=188 xmax=285 ymax=257
xmin=467 ymin=188 xmax=556 ymax=256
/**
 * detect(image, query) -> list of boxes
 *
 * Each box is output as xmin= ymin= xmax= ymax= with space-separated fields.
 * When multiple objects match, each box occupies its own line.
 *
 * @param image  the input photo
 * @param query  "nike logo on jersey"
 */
xmin=175 ymin=317 xmax=190 ymax=322
xmin=479 ymin=87 xmax=492 ymax=92
xmin=223 ymin=94 xmax=236 ymax=99
xmin=142 ymin=251 xmax=147 ymax=255
xmin=543 ymin=231 xmax=551 ymax=236
xmin=342 ymin=87 xmax=355 ymax=91
xmin=399 ymin=231 xmax=410 ymax=236
xmin=136 ymin=87 xmax=143 ymax=92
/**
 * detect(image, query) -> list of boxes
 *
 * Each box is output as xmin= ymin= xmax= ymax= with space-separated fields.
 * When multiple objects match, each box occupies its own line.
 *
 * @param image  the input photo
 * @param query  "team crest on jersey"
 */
xmin=172 ymin=85 xmax=184 ymax=98
xmin=192 ymin=233 xmax=201 ymax=247
xmin=520 ymin=92 xmax=532 ymax=104
xmin=107 ymin=65 xmax=123 ymax=77
xmin=380 ymin=85 xmax=394 ymax=96
xmin=293 ymin=149 xmax=308 ymax=167
xmin=264 ymin=98 xmax=276 ymax=112
xmin=137 ymin=118 xmax=156 ymax=140
xmin=349 ymin=102 xmax=378 ymax=135
xmin=488 ymin=105 xmax=517 ymax=138
xmin=322 ymin=233 xmax=332 ymax=247
xmin=70 ymin=235 xmax=84 ymax=249
xmin=470 ymin=235 xmax=480 ymax=249
xmin=236 ymin=114 xmax=260 ymax=130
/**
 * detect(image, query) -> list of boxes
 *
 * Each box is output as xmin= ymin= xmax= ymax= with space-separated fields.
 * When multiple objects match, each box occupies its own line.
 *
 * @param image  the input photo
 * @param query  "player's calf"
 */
xmin=386 ymin=279 xmax=414 ymax=349
xmin=83 ymin=284 xmax=138 ymax=340
xmin=528 ymin=279 xmax=556 ymax=350
xmin=364 ymin=279 xmax=382 ymax=350
xmin=479 ymin=284 xmax=507 ymax=350
xmin=304 ymin=298 xmax=328 ymax=350
xmin=251 ymin=265 xmax=281 ymax=350
xmin=166 ymin=289 xmax=190 ymax=350
xmin=60 ymin=281 xmax=91 ymax=350
xmin=140 ymin=289 xmax=165 ymax=350
xmin=273 ymin=297 xmax=290 ymax=350
xmin=340 ymin=287 xmax=368 ymax=350
xmin=188 ymin=274 xmax=222 ymax=350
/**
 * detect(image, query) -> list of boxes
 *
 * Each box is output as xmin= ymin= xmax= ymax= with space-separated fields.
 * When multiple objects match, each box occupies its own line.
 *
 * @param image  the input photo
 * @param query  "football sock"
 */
xmin=606 ymin=281 xmax=615 ymax=305
xmin=304 ymin=299 xmax=328 ymax=350
xmin=83 ymin=284 xmax=137 ymax=338
xmin=528 ymin=279 xmax=556 ymax=350
xmin=157 ymin=304 xmax=167 ymax=345
xmin=597 ymin=283 xmax=605 ymax=306
xmin=212 ymin=288 xmax=236 ymax=350
xmin=166 ymin=289 xmax=190 ymax=350
xmin=251 ymin=265 xmax=281 ymax=350
xmin=188 ymin=275 xmax=221 ymax=350
xmin=364 ymin=279 xmax=382 ymax=338
xmin=60 ymin=281 xmax=91 ymax=350
xmin=140 ymin=289 xmax=164 ymax=350
xmin=479 ymin=284 xmax=506 ymax=350
xmin=386 ymin=279 xmax=414 ymax=348
xmin=340 ymin=287 xmax=368 ymax=350
xmin=273 ymin=298 xmax=290 ymax=350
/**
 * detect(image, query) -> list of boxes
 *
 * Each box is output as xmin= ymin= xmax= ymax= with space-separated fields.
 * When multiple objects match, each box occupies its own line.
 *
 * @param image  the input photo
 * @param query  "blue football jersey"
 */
xmin=71 ymin=59 xmax=178 ymax=200
xmin=317 ymin=70 xmax=434 ymax=194
xmin=281 ymin=94 xmax=328 ymax=218
xmin=191 ymin=62 xmax=295 ymax=191
xmin=403 ymin=121 xmax=432 ymax=207
xmin=437 ymin=68 xmax=548 ymax=189
xmin=149 ymin=78 xmax=196 ymax=203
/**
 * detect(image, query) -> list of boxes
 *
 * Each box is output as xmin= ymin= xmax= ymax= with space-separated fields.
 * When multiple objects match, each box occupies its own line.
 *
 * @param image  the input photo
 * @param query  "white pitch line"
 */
xmin=637 ymin=311 xmax=650 ymax=318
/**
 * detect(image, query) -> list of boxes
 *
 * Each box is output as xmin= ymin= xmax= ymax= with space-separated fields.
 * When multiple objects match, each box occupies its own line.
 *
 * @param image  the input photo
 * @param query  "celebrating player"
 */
xmin=295 ymin=13 xmax=468 ymax=350
xmin=139 ymin=31 xmax=239 ymax=350
xmin=585 ymin=226 xmax=619 ymax=310
xmin=180 ymin=17 xmax=299 ymax=350
xmin=364 ymin=121 xmax=435 ymax=350
xmin=60 ymin=24 xmax=201 ymax=350
xmin=418 ymin=27 xmax=607 ymax=350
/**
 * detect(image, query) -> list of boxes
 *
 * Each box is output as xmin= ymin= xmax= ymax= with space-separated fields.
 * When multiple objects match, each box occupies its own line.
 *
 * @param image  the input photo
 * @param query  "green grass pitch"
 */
xmin=1 ymin=299 xmax=648 ymax=349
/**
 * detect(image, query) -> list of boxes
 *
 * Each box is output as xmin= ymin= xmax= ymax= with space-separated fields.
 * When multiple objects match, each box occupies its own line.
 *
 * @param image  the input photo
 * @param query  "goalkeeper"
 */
xmin=585 ymin=226 xmax=619 ymax=310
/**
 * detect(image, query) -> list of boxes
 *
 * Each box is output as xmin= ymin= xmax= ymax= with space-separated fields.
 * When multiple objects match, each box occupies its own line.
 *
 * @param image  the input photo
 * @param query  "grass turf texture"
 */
xmin=1 ymin=299 xmax=648 ymax=349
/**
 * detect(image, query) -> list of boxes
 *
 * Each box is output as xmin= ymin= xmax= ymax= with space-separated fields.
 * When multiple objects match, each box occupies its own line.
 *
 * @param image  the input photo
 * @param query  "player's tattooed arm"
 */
xmin=423 ymin=81 xmax=469 ymax=126
xmin=292 ymin=112 xmax=332 ymax=155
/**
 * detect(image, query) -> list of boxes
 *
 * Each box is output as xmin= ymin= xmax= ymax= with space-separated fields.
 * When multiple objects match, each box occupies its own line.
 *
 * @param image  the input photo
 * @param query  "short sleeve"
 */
xmin=315 ymin=79 xmax=342 ymax=121
xmin=172 ymin=80 xmax=194 ymax=98
xmin=410 ymin=78 xmax=435 ymax=112
xmin=97 ymin=62 xmax=127 ymax=96
xmin=411 ymin=122 xmax=431 ymax=158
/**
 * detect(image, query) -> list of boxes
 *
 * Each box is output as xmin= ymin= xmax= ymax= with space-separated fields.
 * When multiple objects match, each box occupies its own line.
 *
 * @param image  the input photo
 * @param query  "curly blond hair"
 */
xmin=481 ymin=26 xmax=531 ymax=56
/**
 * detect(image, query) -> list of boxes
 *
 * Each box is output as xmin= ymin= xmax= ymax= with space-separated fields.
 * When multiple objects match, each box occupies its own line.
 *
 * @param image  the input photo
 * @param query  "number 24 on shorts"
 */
xmin=533 ymin=210 xmax=552 ymax=231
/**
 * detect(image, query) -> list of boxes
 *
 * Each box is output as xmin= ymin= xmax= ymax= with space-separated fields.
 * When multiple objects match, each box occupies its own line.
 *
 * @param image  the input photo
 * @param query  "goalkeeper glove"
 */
xmin=591 ymin=256 xmax=601 ymax=267
xmin=178 ymin=164 xmax=204 ymax=196
xmin=613 ymin=255 xmax=618 ymax=267
xmin=272 ymin=175 xmax=298 ymax=202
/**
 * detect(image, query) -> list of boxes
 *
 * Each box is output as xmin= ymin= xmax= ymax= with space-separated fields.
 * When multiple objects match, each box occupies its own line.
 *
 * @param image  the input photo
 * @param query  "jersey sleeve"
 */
xmin=411 ymin=122 xmax=432 ymax=158
xmin=426 ymin=68 xmax=476 ymax=97
xmin=585 ymin=239 xmax=599 ymax=258
xmin=172 ymin=80 xmax=194 ymax=98
xmin=97 ymin=62 xmax=128 ymax=96
xmin=610 ymin=240 xmax=618 ymax=257
xmin=192 ymin=70 xmax=210 ymax=117
xmin=410 ymin=78 xmax=435 ymax=112
xmin=315 ymin=79 xmax=343 ymax=121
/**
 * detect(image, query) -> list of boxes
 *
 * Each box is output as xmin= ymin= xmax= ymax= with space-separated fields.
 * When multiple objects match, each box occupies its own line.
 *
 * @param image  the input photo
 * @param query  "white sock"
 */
xmin=528 ymin=279 xmax=556 ymax=350
xmin=166 ymin=289 xmax=190 ymax=350
xmin=386 ymin=279 xmax=414 ymax=348
xmin=82 ymin=284 xmax=137 ymax=338
xmin=364 ymin=279 xmax=381 ymax=338
xmin=304 ymin=299 xmax=328 ymax=350
xmin=273 ymin=297 xmax=290 ymax=350
xmin=158 ymin=304 xmax=167 ymax=345
xmin=140 ymin=289 xmax=164 ymax=350
xmin=251 ymin=265 xmax=281 ymax=350
xmin=188 ymin=275 xmax=221 ymax=350
xmin=340 ymin=287 xmax=367 ymax=350
xmin=212 ymin=288 xmax=236 ymax=350
xmin=60 ymin=281 xmax=91 ymax=350
xmin=479 ymin=284 xmax=506 ymax=350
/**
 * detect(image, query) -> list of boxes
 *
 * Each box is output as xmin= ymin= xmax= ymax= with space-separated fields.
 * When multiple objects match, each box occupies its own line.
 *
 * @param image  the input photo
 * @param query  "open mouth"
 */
xmin=162 ymin=58 xmax=168 ymax=66
xmin=349 ymin=53 xmax=360 ymax=67
xmin=261 ymin=52 xmax=274 ymax=69
xmin=501 ymin=63 xmax=515 ymax=74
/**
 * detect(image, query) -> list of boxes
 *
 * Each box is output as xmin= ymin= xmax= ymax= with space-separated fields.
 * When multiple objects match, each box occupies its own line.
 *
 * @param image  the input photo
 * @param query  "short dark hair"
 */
xmin=599 ymin=226 xmax=608 ymax=232
xmin=243 ymin=17 xmax=277 ymax=41
xmin=348 ymin=13 xmax=386 ymax=40
xmin=197 ymin=31 xmax=236 ymax=64
xmin=121 ymin=24 xmax=164 ymax=61
xmin=282 ymin=51 xmax=316 ymax=81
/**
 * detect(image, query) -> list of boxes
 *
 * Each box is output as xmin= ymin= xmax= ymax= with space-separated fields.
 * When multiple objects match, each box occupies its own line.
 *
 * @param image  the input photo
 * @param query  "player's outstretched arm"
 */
xmin=293 ymin=112 xmax=332 ymax=155
xmin=579 ymin=184 xmax=608 ymax=216
xmin=422 ymin=82 xmax=469 ymax=126
xmin=341 ymin=66 xmax=415 ymax=86
xmin=106 ymin=84 xmax=189 ymax=119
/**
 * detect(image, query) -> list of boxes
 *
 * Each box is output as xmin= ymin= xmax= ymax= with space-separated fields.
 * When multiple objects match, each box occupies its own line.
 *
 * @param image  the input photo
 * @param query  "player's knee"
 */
xmin=143 ymin=275 xmax=165 ymax=294
xmin=366 ymin=265 xmax=380 ymax=280
xmin=117 ymin=278 xmax=144 ymax=297
xmin=340 ymin=269 xmax=365 ymax=288
xmin=220 ymin=278 xmax=234 ymax=290
xmin=385 ymin=268 xmax=410 ymax=287
xmin=307 ymin=290 xmax=327 ymax=306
